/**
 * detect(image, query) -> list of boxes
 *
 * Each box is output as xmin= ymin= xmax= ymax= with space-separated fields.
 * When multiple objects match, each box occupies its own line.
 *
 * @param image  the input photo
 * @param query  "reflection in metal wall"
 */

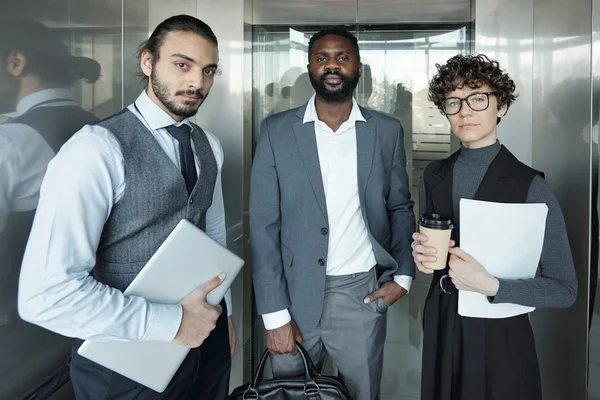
xmin=475 ymin=0 xmax=534 ymax=165
xmin=124 ymin=0 xmax=151 ymax=107
xmin=0 ymin=0 xmax=127 ymax=398
xmin=531 ymin=0 xmax=591 ymax=398
xmin=590 ymin=0 xmax=600 ymax=397
xmin=477 ymin=0 xmax=593 ymax=398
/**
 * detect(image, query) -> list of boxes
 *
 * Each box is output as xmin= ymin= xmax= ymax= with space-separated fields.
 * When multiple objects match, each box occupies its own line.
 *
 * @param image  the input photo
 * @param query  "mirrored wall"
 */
xmin=0 ymin=0 xmax=149 ymax=398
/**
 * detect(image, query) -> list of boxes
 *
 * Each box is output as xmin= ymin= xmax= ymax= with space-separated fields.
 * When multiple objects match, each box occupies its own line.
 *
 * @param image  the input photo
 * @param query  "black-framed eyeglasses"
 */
xmin=441 ymin=92 xmax=498 ymax=115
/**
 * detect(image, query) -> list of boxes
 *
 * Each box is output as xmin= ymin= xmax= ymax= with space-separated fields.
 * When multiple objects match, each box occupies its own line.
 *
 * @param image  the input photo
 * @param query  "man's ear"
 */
xmin=6 ymin=51 xmax=26 ymax=77
xmin=140 ymin=49 xmax=154 ymax=78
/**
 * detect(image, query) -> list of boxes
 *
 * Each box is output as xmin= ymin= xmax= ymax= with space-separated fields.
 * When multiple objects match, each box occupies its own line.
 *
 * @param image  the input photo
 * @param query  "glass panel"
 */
xmin=357 ymin=24 xmax=470 ymax=398
xmin=251 ymin=20 xmax=471 ymax=395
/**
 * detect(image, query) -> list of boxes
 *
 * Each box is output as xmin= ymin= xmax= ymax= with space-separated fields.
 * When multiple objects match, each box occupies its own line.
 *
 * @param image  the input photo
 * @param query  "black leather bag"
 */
xmin=229 ymin=343 xmax=352 ymax=400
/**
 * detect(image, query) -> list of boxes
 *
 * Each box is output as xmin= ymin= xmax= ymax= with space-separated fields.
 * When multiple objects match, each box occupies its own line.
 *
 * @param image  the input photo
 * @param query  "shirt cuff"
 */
xmin=393 ymin=275 xmax=413 ymax=293
xmin=224 ymin=288 xmax=232 ymax=317
xmin=142 ymin=303 xmax=183 ymax=342
xmin=262 ymin=309 xmax=291 ymax=330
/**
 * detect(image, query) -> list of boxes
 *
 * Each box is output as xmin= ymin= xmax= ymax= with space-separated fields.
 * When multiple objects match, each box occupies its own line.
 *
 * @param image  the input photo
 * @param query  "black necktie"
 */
xmin=166 ymin=124 xmax=198 ymax=195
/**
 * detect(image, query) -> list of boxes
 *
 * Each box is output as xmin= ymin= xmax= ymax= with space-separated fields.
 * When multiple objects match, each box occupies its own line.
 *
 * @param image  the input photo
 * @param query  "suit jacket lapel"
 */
xmin=292 ymin=108 xmax=328 ymax=220
xmin=356 ymin=107 xmax=375 ymax=212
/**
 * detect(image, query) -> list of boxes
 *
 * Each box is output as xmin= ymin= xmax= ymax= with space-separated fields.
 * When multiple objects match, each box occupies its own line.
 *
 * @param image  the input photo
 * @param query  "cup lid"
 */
xmin=419 ymin=213 xmax=453 ymax=229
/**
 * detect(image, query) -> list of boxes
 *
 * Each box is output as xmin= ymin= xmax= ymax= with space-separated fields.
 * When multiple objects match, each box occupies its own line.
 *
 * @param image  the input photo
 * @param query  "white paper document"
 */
xmin=458 ymin=199 xmax=548 ymax=318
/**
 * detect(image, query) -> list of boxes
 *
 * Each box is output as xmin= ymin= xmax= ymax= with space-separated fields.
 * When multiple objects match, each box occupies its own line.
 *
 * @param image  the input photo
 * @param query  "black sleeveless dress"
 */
xmin=420 ymin=146 xmax=543 ymax=400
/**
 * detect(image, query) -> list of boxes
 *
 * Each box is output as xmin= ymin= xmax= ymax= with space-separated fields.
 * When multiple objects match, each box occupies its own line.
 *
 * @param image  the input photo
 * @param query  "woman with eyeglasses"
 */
xmin=412 ymin=54 xmax=578 ymax=400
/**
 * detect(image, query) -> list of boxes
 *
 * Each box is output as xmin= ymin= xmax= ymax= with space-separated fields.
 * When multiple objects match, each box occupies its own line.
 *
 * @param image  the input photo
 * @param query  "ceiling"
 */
xmin=2 ymin=0 xmax=471 ymax=30
xmin=252 ymin=0 xmax=472 ymax=25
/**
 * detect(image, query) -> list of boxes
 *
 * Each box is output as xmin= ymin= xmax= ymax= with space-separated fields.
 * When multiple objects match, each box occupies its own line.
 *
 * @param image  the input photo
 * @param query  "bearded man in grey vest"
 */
xmin=18 ymin=15 xmax=235 ymax=400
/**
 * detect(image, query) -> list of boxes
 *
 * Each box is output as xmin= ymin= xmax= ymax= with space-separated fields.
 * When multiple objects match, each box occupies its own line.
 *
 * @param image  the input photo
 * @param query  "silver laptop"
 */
xmin=77 ymin=219 xmax=244 ymax=393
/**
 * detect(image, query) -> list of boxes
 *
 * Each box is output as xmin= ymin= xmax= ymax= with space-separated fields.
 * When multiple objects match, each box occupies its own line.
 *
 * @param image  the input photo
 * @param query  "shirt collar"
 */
xmin=303 ymin=93 xmax=366 ymax=125
xmin=134 ymin=90 xmax=193 ymax=131
xmin=16 ymin=88 xmax=75 ymax=115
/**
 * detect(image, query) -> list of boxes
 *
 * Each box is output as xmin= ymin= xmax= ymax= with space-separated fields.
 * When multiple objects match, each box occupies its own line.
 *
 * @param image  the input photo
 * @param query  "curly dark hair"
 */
xmin=428 ymin=54 xmax=516 ymax=116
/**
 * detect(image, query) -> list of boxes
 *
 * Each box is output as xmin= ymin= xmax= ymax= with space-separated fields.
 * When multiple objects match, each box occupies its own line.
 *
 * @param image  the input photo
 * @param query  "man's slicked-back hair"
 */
xmin=308 ymin=26 xmax=360 ymax=62
xmin=137 ymin=15 xmax=218 ymax=84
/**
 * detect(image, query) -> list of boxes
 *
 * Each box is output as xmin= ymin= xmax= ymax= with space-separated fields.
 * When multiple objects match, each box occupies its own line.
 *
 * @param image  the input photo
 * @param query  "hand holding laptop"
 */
xmin=173 ymin=272 xmax=227 ymax=348
xmin=77 ymin=220 xmax=245 ymax=392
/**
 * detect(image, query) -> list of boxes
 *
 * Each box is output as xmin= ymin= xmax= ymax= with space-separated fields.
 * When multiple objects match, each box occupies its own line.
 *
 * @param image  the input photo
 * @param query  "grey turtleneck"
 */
xmin=419 ymin=141 xmax=577 ymax=308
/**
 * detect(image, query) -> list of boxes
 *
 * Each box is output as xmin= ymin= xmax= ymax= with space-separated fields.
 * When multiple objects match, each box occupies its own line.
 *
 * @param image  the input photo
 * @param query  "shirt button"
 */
xmin=318 ymin=259 xmax=325 ymax=266
xmin=320 ymin=228 xmax=328 ymax=235
xmin=189 ymin=198 xmax=194 ymax=204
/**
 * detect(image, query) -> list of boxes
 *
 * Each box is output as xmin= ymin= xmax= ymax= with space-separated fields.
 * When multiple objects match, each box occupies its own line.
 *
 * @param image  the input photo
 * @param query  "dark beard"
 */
xmin=0 ymin=75 xmax=19 ymax=115
xmin=309 ymin=70 xmax=360 ymax=103
xmin=150 ymin=70 xmax=205 ymax=118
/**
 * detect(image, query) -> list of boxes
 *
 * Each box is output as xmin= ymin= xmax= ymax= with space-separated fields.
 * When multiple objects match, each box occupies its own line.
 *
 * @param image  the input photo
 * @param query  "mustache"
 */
xmin=175 ymin=89 xmax=205 ymax=100
xmin=323 ymin=71 xmax=342 ymax=78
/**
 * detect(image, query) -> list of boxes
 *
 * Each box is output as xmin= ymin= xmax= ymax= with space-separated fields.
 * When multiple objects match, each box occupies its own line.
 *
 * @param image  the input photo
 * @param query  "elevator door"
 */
xmin=251 ymin=20 xmax=471 ymax=398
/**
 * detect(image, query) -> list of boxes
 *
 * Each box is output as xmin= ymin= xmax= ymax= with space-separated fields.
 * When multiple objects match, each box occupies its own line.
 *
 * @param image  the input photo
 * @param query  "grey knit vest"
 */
xmin=92 ymin=109 xmax=218 ymax=291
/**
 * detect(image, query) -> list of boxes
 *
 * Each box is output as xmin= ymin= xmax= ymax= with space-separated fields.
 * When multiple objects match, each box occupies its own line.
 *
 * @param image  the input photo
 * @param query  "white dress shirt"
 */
xmin=262 ymin=95 xmax=413 ymax=330
xmin=0 ymin=89 xmax=75 ymax=235
xmin=18 ymin=91 xmax=231 ymax=344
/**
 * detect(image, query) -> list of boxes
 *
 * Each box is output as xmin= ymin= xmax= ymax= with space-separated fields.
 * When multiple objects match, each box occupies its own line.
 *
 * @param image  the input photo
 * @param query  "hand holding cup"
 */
xmin=412 ymin=213 xmax=454 ymax=273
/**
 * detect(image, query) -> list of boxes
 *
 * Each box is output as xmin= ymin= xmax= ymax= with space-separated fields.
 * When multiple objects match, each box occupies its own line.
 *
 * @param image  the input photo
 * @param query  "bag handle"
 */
xmin=242 ymin=342 xmax=320 ymax=399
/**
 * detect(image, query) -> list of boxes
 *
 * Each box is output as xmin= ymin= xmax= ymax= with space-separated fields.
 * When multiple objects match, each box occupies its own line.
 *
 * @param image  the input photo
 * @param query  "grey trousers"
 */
xmin=271 ymin=268 xmax=388 ymax=400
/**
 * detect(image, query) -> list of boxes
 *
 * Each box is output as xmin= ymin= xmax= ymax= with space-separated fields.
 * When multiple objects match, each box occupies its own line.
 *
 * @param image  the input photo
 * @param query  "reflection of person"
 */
xmin=19 ymin=15 xmax=234 ymax=399
xmin=547 ymin=78 xmax=599 ymax=326
xmin=271 ymin=66 xmax=305 ymax=114
xmin=0 ymin=19 xmax=100 ymax=398
xmin=289 ymin=72 xmax=312 ymax=108
xmin=412 ymin=54 xmax=578 ymax=400
xmin=251 ymin=27 xmax=414 ymax=400
xmin=0 ymin=18 xmax=100 ymax=235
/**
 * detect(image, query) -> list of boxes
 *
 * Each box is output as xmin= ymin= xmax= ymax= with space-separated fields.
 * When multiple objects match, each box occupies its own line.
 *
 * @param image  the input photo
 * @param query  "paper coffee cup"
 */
xmin=418 ymin=213 xmax=454 ymax=270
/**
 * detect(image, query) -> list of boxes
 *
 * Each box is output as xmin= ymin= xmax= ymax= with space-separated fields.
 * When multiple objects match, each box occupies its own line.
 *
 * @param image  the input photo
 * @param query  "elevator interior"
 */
xmin=0 ymin=0 xmax=598 ymax=399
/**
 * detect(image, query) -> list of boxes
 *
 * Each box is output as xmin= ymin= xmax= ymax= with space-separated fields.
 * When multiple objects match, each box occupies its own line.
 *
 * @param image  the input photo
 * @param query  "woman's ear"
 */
xmin=498 ymin=104 xmax=508 ymax=118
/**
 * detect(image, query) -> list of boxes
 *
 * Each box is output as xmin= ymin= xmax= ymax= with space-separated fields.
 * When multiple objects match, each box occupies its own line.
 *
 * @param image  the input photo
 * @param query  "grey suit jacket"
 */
xmin=250 ymin=102 xmax=415 ymax=332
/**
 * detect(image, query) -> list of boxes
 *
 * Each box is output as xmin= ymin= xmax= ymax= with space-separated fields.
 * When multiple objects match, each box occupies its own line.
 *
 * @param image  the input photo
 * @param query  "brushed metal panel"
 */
xmin=2 ymin=0 xmax=145 ymax=29
xmin=194 ymin=0 xmax=248 ymax=389
xmin=589 ymin=0 xmax=600 ymax=396
xmin=195 ymin=0 xmax=244 ymax=233
xmin=123 ymin=0 xmax=150 ymax=107
xmin=243 ymin=0 xmax=256 ymax=382
xmin=530 ymin=0 xmax=591 ymax=398
xmin=0 ymin=1 xmax=124 ymax=399
xmin=149 ymin=0 xmax=196 ymax=29
xmin=474 ymin=0 xmax=534 ymax=166
xmin=69 ymin=0 xmax=123 ymax=117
